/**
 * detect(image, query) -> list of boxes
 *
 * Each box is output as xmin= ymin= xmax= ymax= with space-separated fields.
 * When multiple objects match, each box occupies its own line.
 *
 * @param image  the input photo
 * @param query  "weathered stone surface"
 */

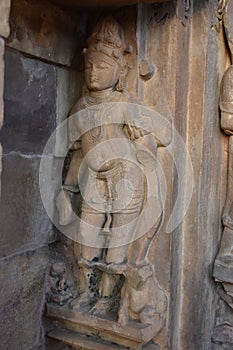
xmin=169 ymin=1 xmax=226 ymax=349
xmin=3 ymin=49 xmax=56 ymax=155
xmin=48 ymin=328 xmax=130 ymax=349
xmin=0 ymin=247 xmax=48 ymax=350
xmin=55 ymin=67 xmax=83 ymax=156
xmin=212 ymin=324 xmax=233 ymax=349
xmin=0 ymin=39 xmax=3 ymax=200
xmin=0 ymin=0 xmax=11 ymax=38
xmin=0 ymin=155 xmax=53 ymax=257
xmin=6 ymin=0 xmax=81 ymax=66
xmin=53 ymin=0 xmax=169 ymax=11
xmin=47 ymin=304 xmax=160 ymax=347
xmin=0 ymin=38 xmax=4 ymax=130
xmin=46 ymin=337 xmax=76 ymax=350
xmin=212 ymin=344 xmax=233 ymax=350
xmin=0 ymin=144 xmax=2 ymax=198
xmin=141 ymin=4 xmax=176 ymax=348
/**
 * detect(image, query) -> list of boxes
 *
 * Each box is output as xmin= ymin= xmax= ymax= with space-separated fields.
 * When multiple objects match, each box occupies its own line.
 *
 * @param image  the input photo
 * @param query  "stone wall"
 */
xmin=0 ymin=0 xmax=84 ymax=349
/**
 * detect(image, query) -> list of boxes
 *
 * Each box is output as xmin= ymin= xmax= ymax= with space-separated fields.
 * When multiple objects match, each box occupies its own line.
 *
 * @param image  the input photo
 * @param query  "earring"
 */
xmin=116 ymin=70 xmax=125 ymax=92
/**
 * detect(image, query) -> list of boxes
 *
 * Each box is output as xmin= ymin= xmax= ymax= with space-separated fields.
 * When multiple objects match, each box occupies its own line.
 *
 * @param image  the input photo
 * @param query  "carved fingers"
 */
xmin=126 ymin=118 xmax=152 ymax=141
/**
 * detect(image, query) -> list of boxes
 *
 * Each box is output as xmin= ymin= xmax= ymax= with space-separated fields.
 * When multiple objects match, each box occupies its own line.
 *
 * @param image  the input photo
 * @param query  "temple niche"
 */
xmin=44 ymin=11 xmax=172 ymax=350
xmin=0 ymin=0 xmax=231 ymax=349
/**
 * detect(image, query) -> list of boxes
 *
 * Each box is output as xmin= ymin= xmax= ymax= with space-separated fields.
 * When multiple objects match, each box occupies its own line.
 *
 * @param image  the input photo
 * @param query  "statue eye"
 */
xmin=98 ymin=65 xmax=108 ymax=70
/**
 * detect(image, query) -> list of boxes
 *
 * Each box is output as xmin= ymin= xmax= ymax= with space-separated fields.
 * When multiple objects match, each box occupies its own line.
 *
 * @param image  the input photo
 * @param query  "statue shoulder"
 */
xmin=119 ymin=90 xmax=139 ymax=104
xmin=70 ymin=95 xmax=87 ymax=116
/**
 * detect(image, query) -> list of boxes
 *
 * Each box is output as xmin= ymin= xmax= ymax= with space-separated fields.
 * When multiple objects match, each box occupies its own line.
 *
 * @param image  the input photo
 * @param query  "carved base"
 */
xmin=46 ymin=304 xmax=160 ymax=350
xmin=48 ymin=328 xmax=129 ymax=350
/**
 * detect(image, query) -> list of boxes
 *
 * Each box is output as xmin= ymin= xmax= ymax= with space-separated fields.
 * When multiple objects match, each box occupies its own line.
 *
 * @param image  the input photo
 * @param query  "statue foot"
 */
xmin=90 ymin=297 xmax=111 ymax=317
xmin=70 ymin=292 xmax=96 ymax=310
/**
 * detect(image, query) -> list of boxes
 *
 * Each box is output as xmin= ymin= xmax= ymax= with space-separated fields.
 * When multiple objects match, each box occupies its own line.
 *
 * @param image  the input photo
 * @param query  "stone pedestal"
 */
xmin=47 ymin=304 xmax=160 ymax=350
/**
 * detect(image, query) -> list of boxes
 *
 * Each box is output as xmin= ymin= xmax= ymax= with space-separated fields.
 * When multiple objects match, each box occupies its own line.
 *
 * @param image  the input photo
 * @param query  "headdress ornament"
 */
xmin=83 ymin=16 xmax=130 ymax=67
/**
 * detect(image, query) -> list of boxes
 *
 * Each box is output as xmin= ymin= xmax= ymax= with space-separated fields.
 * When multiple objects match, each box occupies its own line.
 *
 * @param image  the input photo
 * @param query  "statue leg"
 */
xmin=90 ymin=164 xmax=144 ymax=315
xmin=71 ymin=202 xmax=106 ymax=309
xmin=99 ymin=168 xmax=145 ymax=298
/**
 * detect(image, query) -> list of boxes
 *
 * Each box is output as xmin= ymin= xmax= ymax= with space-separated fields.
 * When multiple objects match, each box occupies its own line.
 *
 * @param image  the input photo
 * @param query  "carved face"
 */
xmin=85 ymin=52 xmax=120 ymax=91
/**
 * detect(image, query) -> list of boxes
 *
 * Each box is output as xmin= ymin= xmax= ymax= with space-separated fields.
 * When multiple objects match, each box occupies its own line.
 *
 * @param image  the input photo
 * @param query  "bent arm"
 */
xmin=56 ymin=141 xmax=83 ymax=225
xmin=63 ymin=141 xmax=82 ymax=192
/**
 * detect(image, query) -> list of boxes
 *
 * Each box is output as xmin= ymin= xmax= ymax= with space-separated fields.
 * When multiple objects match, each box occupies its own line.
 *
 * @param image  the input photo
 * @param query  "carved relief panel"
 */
xmin=42 ymin=11 xmax=174 ymax=350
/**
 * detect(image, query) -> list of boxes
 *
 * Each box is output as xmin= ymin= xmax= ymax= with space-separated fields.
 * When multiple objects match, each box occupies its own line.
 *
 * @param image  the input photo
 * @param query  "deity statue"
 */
xmin=56 ymin=16 xmax=167 ymax=328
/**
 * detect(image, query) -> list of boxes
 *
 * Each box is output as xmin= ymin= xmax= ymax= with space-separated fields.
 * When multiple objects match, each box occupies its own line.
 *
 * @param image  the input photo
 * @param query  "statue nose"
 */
xmin=90 ymin=71 xmax=97 ymax=80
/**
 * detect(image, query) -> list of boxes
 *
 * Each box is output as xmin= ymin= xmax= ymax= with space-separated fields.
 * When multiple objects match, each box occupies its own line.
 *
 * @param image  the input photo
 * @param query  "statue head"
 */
xmin=124 ymin=262 xmax=153 ymax=290
xmin=50 ymin=262 xmax=66 ymax=277
xmin=83 ymin=17 xmax=128 ymax=92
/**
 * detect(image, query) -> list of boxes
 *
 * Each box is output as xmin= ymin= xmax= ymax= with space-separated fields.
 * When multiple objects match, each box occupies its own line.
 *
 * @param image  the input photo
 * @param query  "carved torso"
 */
xmin=70 ymin=90 xmax=137 ymax=172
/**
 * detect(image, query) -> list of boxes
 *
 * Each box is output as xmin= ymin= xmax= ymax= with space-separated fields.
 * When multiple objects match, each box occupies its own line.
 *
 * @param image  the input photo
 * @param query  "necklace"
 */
xmin=83 ymin=90 xmax=121 ymax=143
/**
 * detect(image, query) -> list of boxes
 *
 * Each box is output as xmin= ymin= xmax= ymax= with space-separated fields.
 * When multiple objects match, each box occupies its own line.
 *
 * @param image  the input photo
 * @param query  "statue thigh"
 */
xmin=78 ymin=201 xmax=106 ymax=262
xmin=106 ymin=179 xmax=145 ymax=264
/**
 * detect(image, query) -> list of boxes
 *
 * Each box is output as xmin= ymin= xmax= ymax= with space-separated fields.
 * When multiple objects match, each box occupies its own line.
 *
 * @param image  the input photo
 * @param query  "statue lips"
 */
xmin=90 ymin=77 xmax=98 ymax=83
xmin=89 ymin=79 xmax=100 ymax=90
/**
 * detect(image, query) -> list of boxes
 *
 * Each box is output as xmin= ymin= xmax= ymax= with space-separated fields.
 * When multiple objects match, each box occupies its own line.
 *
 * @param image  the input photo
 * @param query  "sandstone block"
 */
xmin=6 ymin=0 xmax=79 ymax=66
xmin=3 ymin=49 xmax=57 ymax=155
xmin=0 ymin=247 xmax=48 ymax=350
xmin=0 ymin=155 xmax=53 ymax=257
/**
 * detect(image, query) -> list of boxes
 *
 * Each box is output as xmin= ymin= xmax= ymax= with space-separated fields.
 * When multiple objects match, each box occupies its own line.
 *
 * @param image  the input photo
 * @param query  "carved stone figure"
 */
xmin=55 ymin=16 xmax=166 ymax=342
xmin=47 ymin=262 xmax=77 ymax=306
xmin=108 ymin=261 xmax=167 ymax=326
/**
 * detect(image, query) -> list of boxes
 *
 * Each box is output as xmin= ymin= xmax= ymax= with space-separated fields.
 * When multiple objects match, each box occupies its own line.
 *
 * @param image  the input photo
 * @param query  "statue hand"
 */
xmin=56 ymin=190 xmax=77 ymax=226
xmin=126 ymin=117 xmax=152 ymax=141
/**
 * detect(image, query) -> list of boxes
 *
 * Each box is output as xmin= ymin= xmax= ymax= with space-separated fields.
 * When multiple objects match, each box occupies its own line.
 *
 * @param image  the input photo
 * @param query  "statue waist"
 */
xmin=88 ymin=162 xmax=124 ymax=180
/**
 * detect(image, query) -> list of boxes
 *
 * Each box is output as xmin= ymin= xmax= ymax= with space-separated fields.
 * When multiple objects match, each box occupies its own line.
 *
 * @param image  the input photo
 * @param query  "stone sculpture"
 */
xmin=54 ymin=16 xmax=167 ymax=347
xmin=47 ymin=262 xmax=77 ymax=306
xmin=109 ymin=261 xmax=167 ymax=326
xmin=213 ymin=0 xmax=233 ymax=304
